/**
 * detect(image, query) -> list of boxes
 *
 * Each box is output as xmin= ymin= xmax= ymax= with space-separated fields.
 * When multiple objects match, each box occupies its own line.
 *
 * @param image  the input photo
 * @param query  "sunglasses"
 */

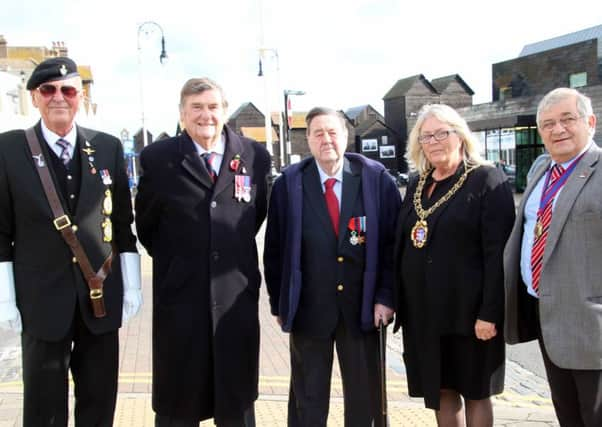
xmin=37 ymin=84 xmax=79 ymax=99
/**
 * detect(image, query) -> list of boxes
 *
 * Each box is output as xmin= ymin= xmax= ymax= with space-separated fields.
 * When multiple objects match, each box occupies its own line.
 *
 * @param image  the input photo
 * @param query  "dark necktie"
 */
xmin=324 ymin=178 xmax=340 ymax=237
xmin=531 ymin=164 xmax=565 ymax=294
xmin=201 ymin=152 xmax=217 ymax=183
xmin=56 ymin=139 xmax=71 ymax=166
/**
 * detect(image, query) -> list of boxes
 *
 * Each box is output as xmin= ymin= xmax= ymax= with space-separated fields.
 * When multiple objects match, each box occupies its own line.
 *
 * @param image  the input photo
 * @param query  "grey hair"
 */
xmin=179 ymin=77 xmax=228 ymax=110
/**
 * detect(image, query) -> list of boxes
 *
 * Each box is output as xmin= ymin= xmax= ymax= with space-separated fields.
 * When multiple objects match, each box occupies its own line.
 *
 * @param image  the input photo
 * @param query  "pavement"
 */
xmin=0 ymin=230 xmax=560 ymax=426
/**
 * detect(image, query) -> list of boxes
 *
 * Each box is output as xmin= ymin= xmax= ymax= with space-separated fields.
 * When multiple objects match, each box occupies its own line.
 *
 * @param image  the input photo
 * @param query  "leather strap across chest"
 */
xmin=25 ymin=127 xmax=112 ymax=318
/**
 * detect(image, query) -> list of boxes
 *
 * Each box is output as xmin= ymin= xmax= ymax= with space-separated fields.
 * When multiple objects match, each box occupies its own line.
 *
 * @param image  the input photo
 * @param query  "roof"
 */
xmin=345 ymin=105 xmax=370 ymax=120
xmin=240 ymin=126 xmax=279 ymax=142
xmin=519 ymin=24 xmax=602 ymax=58
xmin=383 ymin=74 xmax=437 ymax=100
xmin=430 ymin=74 xmax=474 ymax=96
xmin=229 ymin=102 xmax=264 ymax=119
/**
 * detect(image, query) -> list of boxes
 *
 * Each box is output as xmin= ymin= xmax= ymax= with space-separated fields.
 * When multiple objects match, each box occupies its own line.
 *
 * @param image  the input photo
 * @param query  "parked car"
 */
xmin=496 ymin=162 xmax=516 ymax=187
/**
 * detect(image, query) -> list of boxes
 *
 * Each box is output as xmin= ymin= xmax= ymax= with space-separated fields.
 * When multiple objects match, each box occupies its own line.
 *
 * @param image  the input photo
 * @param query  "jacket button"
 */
xmin=337 ymin=256 xmax=344 ymax=263
xmin=71 ymin=225 xmax=78 ymax=232
xmin=337 ymin=284 xmax=344 ymax=291
xmin=69 ymin=194 xmax=75 ymax=199
xmin=427 ymin=257 xmax=433 ymax=264
xmin=67 ymin=175 xmax=72 ymax=180
xmin=210 ymin=201 xmax=217 ymax=208
xmin=212 ymin=252 xmax=219 ymax=261
xmin=72 ymin=257 xmax=77 ymax=264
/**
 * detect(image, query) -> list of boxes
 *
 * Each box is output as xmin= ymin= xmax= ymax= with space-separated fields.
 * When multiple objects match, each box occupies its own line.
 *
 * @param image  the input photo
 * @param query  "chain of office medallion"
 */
xmin=413 ymin=166 xmax=478 ymax=220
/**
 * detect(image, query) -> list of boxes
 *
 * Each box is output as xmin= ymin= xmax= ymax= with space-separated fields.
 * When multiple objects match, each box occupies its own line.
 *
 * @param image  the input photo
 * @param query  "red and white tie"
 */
xmin=530 ymin=164 xmax=564 ymax=294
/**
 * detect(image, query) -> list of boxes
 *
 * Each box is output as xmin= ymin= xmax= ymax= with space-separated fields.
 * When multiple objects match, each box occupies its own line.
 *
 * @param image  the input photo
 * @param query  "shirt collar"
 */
xmin=315 ymin=160 xmax=344 ymax=185
xmin=41 ymin=121 xmax=77 ymax=146
xmin=193 ymin=133 xmax=226 ymax=156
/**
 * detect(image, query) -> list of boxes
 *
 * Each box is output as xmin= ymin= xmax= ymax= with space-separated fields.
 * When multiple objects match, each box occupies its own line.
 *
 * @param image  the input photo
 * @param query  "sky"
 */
xmin=2 ymin=0 xmax=602 ymax=139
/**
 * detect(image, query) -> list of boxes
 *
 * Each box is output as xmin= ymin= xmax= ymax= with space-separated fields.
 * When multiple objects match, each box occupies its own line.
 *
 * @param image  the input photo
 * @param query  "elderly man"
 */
xmin=0 ymin=57 xmax=141 ymax=427
xmin=504 ymin=87 xmax=602 ymax=427
xmin=135 ymin=77 xmax=270 ymax=427
xmin=264 ymin=107 xmax=401 ymax=426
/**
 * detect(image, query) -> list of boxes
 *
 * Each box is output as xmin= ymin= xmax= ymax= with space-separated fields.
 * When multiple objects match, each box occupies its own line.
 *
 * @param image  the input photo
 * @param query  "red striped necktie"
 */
xmin=530 ymin=164 xmax=565 ymax=294
xmin=324 ymin=178 xmax=339 ymax=237
xmin=201 ymin=152 xmax=217 ymax=183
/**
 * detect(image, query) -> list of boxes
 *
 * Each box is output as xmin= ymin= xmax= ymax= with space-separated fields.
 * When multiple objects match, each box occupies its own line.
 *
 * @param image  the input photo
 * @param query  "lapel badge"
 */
xmin=229 ymin=154 xmax=241 ymax=172
xmin=100 ymin=169 xmax=112 ymax=185
xmin=32 ymin=153 xmax=46 ymax=168
xmin=82 ymin=147 xmax=95 ymax=156
xmin=234 ymin=174 xmax=252 ymax=202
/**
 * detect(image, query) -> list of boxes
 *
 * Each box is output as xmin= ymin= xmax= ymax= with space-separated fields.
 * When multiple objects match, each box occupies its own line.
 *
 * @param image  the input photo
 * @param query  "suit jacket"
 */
xmin=0 ymin=121 xmax=137 ymax=341
xmin=264 ymin=153 xmax=401 ymax=333
xmin=135 ymin=126 xmax=270 ymax=422
xmin=504 ymin=143 xmax=602 ymax=369
xmin=393 ymin=165 xmax=515 ymax=335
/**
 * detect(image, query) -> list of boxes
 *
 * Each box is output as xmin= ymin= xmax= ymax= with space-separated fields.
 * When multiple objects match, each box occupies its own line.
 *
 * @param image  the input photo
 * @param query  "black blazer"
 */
xmin=0 ymin=122 xmax=137 ymax=341
xmin=393 ymin=165 xmax=515 ymax=335
xmin=135 ymin=126 xmax=270 ymax=421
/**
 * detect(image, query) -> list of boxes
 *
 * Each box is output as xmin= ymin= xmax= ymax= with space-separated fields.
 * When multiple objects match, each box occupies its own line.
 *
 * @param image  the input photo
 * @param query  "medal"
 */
xmin=235 ymin=175 xmax=252 ymax=202
xmin=347 ymin=216 xmax=366 ymax=245
xmin=411 ymin=219 xmax=428 ymax=248
xmin=411 ymin=166 xmax=477 ymax=249
xmin=350 ymin=232 xmax=359 ymax=245
xmin=100 ymin=169 xmax=112 ymax=185
xmin=102 ymin=190 xmax=113 ymax=215
xmin=101 ymin=218 xmax=113 ymax=242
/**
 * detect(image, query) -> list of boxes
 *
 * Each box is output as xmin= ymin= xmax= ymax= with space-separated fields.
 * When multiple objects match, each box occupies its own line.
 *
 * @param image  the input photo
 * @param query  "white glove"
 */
xmin=120 ymin=252 xmax=142 ymax=324
xmin=0 ymin=262 xmax=22 ymax=333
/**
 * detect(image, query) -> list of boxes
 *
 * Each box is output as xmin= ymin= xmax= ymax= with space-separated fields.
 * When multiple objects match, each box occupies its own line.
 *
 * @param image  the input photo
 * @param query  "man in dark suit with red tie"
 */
xmin=264 ymin=107 xmax=401 ymax=426
xmin=135 ymin=77 xmax=270 ymax=427
xmin=504 ymin=88 xmax=602 ymax=426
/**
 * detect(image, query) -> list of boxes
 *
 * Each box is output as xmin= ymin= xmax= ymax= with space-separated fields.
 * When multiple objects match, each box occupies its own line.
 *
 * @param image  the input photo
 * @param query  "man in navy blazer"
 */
xmin=264 ymin=107 xmax=401 ymax=426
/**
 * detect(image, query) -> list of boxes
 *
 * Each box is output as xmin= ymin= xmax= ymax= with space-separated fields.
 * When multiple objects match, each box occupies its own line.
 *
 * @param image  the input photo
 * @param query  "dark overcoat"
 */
xmin=135 ymin=126 xmax=270 ymax=422
xmin=0 ymin=122 xmax=136 ymax=340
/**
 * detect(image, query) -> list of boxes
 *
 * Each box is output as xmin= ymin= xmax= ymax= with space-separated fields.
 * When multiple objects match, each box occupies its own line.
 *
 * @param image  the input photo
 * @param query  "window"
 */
xmin=569 ymin=72 xmax=587 ymax=88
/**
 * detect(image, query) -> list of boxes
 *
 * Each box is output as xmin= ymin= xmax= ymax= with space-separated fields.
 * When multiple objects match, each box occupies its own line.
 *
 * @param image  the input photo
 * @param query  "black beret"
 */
xmin=26 ymin=57 xmax=80 ymax=90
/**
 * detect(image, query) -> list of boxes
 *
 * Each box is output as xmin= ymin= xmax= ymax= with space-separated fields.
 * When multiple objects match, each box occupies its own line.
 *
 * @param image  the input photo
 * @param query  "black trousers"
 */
xmin=535 ymin=301 xmax=602 ymax=427
xmin=288 ymin=318 xmax=385 ymax=427
xmin=21 ymin=308 xmax=119 ymax=427
xmin=154 ymin=404 xmax=256 ymax=427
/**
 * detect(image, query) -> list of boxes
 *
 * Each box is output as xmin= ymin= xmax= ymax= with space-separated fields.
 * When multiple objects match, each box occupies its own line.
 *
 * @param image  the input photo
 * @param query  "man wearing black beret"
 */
xmin=0 ymin=56 xmax=142 ymax=426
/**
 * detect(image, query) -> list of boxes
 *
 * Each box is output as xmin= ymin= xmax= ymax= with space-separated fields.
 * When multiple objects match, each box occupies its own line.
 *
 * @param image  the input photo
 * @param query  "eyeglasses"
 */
xmin=539 ymin=115 xmax=583 ymax=132
xmin=37 ymin=84 xmax=79 ymax=99
xmin=418 ymin=129 xmax=457 ymax=144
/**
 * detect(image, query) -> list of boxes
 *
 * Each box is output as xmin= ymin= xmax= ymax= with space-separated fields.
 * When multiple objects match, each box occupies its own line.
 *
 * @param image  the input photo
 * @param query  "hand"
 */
xmin=475 ymin=319 xmax=497 ymax=341
xmin=275 ymin=315 xmax=283 ymax=327
xmin=122 ymin=288 xmax=142 ymax=324
xmin=120 ymin=253 xmax=142 ymax=324
xmin=0 ymin=302 xmax=22 ymax=334
xmin=374 ymin=303 xmax=394 ymax=328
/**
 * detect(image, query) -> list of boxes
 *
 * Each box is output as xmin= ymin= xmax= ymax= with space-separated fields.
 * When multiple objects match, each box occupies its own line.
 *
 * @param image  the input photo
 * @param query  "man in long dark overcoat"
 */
xmin=135 ymin=77 xmax=270 ymax=427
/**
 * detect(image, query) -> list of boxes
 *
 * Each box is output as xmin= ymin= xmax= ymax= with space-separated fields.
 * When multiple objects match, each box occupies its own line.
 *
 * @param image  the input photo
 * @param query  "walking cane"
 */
xmin=378 ymin=319 xmax=388 ymax=427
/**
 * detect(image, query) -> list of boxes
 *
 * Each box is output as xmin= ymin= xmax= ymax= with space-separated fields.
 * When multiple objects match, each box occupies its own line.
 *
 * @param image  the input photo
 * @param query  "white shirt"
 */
xmin=520 ymin=141 xmax=593 ymax=297
xmin=316 ymin=161 xmax=343 ymax=210
xmin=193 ymin=134 xmax=226 ymax=176
xmin=41 ymin=121 xmax=77 ymax=160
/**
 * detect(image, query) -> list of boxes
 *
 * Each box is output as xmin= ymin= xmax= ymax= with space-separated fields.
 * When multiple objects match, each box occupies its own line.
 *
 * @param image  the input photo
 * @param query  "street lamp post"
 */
xmin=137 ymin=21 xmax=168 ymax=148
xmin=283 ymin=89 xmax=305 ymax=166
xmin=257 ymin=48 xmax=279 ymax=175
